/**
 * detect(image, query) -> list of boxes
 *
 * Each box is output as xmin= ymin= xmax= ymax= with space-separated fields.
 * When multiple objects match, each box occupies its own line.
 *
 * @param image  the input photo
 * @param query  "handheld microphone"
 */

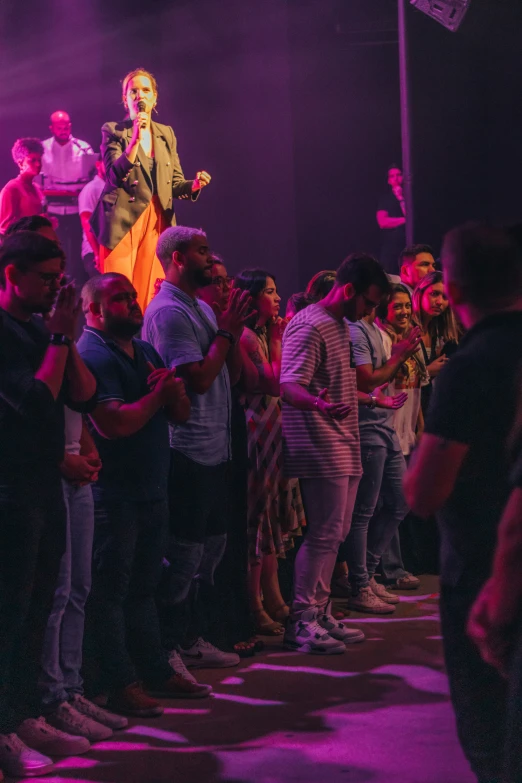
xmin=137 ymin=100 xmax=146 ymax=113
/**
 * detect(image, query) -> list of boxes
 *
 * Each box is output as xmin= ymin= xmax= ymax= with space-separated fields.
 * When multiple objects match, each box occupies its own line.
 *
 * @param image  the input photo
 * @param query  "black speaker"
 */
xmin=410 ymin=0 xmax=471 ymax=32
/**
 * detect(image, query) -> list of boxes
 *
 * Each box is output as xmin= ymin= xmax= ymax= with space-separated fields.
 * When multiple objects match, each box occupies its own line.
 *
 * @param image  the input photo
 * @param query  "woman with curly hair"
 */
xmin=0 ymin=138 xmax=45 ymax=234
xmin=91 ymin=67 xmax=211 ymax=310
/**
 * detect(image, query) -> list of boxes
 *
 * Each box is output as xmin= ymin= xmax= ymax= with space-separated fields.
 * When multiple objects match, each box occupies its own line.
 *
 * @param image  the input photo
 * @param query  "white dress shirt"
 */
xmin=40 ymin=136 xmax=94 ymax=215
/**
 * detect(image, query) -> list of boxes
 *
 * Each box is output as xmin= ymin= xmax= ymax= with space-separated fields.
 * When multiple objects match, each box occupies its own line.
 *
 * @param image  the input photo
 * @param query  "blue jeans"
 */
xmin=88 ymin=499 xmax=172 ymax=692
xmin=158 ymin=451 xmax=229 ymax=649
xmin=380 ymin=530 xmax=409 ymax=582
xmin=40 ymin=481 xmax=94 ymax=708
xmin=344 ymin=444 xmax=408 ymax=593
xmin=292 ymin=475 xmax=360 ymax=617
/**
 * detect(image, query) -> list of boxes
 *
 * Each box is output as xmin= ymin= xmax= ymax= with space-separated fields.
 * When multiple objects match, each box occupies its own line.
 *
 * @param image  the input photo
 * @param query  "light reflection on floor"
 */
xmin=11 ymin=577 xmax=473 ymax=783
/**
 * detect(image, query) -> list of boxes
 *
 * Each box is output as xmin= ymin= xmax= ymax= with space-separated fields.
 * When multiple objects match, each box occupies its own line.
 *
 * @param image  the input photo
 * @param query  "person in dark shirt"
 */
xmin=0 ymin=231 xmax=97 ymax=778
xmin=376 ymin=165 xmax=406 ymax=274
xmin=77 ymin=272 xmax=211 ymax=718
xmin=404 ymin=222 xmax=522 ymax=783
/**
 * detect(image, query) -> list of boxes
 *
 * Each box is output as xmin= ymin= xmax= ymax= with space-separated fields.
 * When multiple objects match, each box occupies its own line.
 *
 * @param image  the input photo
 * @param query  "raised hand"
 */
xmin=269 ymin=316 xmax=289 ymax=343
xmin=377 ymin=391 xmax=408 ymax=410
xmin=315 ymin=388 xmax=352 ymax=420
xmin=146 ymin=361 xmax=174 ymax=391
xmin=46 ymin=283 xmax=80 ymax=340
xmin=217 ymin=288 xmax=254 ymax=341
xmin=131 ymin=111 xmax=148 ymax=143
xmin=392 ymin=326 xmax=423 ymax=361
xmin=192 ymin=171 xmax=212 ymax=191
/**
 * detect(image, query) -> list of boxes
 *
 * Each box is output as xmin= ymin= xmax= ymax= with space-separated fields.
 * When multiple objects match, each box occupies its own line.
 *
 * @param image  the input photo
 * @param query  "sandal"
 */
xmin=265 ymin=603 xmax=290 ymax=624
xmin=248 ymin=636 xmax=265 ymax=653
xmin=233 ymin=640 xmax=256 ymax=658
xmin=253 ymin=609 xmax=285 ymax=636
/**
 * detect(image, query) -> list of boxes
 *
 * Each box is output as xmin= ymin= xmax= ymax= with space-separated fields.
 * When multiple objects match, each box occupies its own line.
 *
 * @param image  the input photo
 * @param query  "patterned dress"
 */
xmin=242 ymin=328 xmax=305 ymax=563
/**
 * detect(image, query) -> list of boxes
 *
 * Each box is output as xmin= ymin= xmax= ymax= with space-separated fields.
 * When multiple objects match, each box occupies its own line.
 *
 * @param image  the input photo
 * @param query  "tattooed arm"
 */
xmin=403 ymin=433 xmax=469 ymax=517
xmin=239 ymin=327 xmax=281 ymax=397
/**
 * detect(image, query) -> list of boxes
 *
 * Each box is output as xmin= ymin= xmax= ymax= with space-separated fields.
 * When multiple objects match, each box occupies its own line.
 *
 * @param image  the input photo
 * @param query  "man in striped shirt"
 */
xmin=281 ymin=254 xmax=391 ymax=654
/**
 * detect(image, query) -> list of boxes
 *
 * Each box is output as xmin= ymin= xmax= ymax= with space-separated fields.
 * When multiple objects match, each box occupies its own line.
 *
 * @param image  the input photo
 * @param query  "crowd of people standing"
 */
xmin=0 ymin=69 xmax=521 ymax=783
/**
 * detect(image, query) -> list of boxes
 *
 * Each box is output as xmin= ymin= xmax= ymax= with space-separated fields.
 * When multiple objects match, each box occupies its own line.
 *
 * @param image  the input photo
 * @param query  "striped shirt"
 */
xmin=280 ymin=303 xmax=361 ymax=478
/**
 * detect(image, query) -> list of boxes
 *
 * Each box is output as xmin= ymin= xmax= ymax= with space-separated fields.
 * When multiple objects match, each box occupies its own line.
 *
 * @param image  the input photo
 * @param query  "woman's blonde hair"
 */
xmin=121 ymin=68 xmax=158 ymax=107
xmin=411 ymin=271 xmax=460 ymax=345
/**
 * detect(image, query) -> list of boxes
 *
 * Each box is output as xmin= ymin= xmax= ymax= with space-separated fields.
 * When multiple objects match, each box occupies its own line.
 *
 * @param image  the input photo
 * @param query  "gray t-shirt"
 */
xmin=348 ymin=318 xmax=401 ymax=451
xmin=143 ymin=281 xmax=231 ymax=466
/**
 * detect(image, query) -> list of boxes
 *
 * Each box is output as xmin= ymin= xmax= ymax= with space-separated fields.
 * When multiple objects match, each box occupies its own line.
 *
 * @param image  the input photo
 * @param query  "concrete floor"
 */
xmin=13 ymin=577 xmax=474 ymax=783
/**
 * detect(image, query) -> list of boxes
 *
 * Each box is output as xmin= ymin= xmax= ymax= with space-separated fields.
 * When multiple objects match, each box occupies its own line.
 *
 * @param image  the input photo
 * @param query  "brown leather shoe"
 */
xmin=109 ymin=682 xmax=164 ymax=717
xmin=146 ymin=673 xmax=212 ymax=699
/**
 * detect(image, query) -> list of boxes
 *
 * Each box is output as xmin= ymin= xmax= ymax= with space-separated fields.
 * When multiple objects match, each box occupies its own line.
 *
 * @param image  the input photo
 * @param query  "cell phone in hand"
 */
xmin=440 ymin=340 xmax=458 ymax=358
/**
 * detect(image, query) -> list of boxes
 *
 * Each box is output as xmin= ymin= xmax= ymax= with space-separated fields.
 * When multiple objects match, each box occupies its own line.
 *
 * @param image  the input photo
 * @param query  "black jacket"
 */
xmin=91 ymin=120 xmax=198 ymax=250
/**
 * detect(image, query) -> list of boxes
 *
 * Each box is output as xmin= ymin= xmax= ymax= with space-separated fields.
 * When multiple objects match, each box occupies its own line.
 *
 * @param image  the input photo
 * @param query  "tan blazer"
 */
xmin=91 ymin=120 xmax=198 ymax=250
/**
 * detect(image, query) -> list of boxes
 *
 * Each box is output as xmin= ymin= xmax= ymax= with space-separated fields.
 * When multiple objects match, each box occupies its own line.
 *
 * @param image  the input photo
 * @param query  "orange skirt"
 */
xmin=99 ymin=196 xmax=167 ymax=312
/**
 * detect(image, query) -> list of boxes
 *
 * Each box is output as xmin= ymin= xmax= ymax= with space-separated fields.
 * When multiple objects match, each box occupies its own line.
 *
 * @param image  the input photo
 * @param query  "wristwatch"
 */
xmin=50 ymin=333 xmax=72 ymax=347
xmin=368 ymin=393 xmax=377 ymax=409
xmin=216 ymin=329 xmax=235 ymax=345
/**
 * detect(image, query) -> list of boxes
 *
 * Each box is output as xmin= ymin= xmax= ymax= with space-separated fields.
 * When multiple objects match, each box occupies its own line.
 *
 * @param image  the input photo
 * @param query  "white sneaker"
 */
xmin=284 ymin=609 xmax=346 ymax=655
xmin=346 ymin=586 xmax=396 ymax=615
xmin=180 ymin=638 xmax=240 ymax=669
xmin=169 ymin=649 xmax=212 ymax=690
xmin=370 ymin=577 xmax=400 ymax=605
xmin=0 ymin=733 xmax=54 ymax=777
xmin=70 ymin=693 xmax=128 ymax=731
xmin=17 ymin=716 xmax=90 ymax=757
xmin=47 ymin=701 xmax=113 ymax=742
xmin=317 ymin=603 xmax=365 ymax=644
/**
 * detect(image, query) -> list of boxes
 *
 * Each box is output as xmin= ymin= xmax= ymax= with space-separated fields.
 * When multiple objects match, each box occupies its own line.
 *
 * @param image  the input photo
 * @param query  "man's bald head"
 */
xmin=81 ymin=273 xmax=129 ymax=315
xmin=50 ymin=110 xmax=72 ymax=143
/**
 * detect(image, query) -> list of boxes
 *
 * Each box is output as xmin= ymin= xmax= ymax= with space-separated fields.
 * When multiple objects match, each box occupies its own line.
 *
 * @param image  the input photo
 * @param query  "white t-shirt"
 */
xmin=380 ymin=329 xmax=428 ymax=456
xmin=64 ymin=407 xmax=82 ymax=456
xmin=78 ymin=175 xmax=105 ymax=258
xmin=281 ymin=303 xmax=361 ymax=479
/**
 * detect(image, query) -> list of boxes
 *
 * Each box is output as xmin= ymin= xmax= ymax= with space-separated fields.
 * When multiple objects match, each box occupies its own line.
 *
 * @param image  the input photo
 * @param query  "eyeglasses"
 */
xmin=33 ymin=270 xmax=64 ymax=286
xmin=211 ymin=276 xmax=233 ymax=288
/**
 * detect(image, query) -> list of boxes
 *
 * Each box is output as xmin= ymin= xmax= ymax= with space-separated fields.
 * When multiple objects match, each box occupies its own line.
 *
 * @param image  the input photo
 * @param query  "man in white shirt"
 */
xmin=78 ymin=156 xmax=106 ymax=278
xmin=40 ymin=111 xmax=95 ymax=284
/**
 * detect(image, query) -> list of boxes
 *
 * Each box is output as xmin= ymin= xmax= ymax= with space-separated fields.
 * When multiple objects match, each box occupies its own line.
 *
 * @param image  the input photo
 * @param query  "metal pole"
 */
xmin=398 ymin=0 xmax=414 ymax=245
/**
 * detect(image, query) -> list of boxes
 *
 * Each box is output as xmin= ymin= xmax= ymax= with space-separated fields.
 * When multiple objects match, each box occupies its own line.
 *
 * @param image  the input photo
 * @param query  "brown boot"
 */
xmin=146 ymin=673 xmax=212 ymax=699
xmin=108 ymin=682 xmax=163 ymax=717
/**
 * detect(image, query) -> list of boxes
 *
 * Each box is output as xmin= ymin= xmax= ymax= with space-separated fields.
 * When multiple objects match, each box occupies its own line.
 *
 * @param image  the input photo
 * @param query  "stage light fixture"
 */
xmin=410 ymin=0 xmax=471 ymax=32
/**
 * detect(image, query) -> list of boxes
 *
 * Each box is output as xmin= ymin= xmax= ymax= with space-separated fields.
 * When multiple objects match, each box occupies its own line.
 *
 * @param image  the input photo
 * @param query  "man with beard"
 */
xmin=196 ymin=255 xmax=257 ymax=656
xmin=281 ymin=253 xmax=391 ymax=654
xmin=77 ymin=273 xmax=212 ymax=717
xmin=0 ymin=232 xmax=97 ymax=778
xmin=143 ymin=227 xmax=251 ymax=670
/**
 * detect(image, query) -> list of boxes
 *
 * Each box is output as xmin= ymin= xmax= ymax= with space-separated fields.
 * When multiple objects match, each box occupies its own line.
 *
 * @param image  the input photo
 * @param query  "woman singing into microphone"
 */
xmin=91 ymin=67 xmax=211 ymax=309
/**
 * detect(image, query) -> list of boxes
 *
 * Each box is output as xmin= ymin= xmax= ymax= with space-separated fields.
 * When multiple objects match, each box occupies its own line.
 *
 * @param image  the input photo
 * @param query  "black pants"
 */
xmin=158 ymin=451 xmax=229 ymax=649
xmin=209 ymin=396 xmax=255 ymax=648
xmin=87 ymin=499 xmax=172 ymax=693
xmin=0 ymin=477 xmax=66 ymax=733
xmin=440 ymin=583 xmax=522 ymax=783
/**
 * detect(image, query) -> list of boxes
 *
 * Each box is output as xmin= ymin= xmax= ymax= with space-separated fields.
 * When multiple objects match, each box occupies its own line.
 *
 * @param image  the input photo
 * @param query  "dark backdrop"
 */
xmin=1 ymin=0 xmax=521 ymax=298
